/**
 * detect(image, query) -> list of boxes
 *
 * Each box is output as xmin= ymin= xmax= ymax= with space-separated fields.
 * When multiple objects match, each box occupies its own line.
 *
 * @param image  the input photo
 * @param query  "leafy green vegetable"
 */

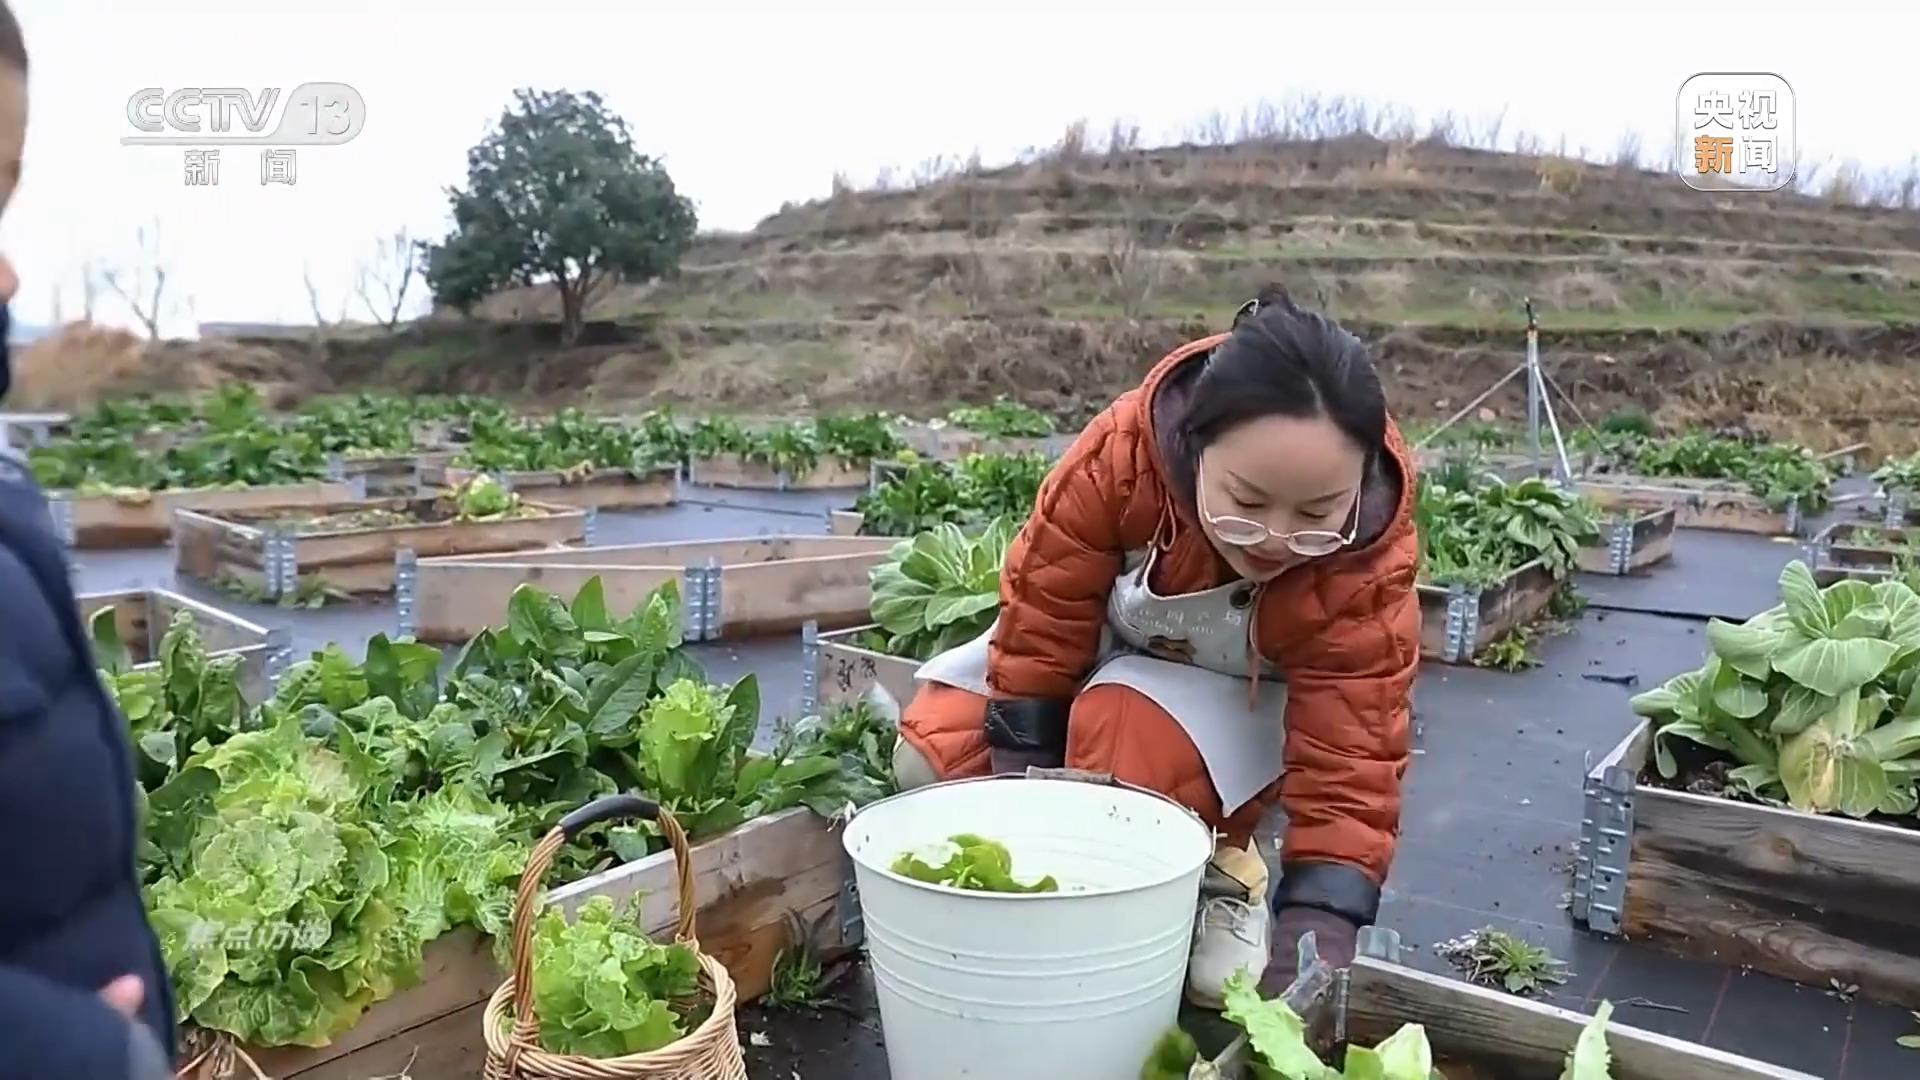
xmin=523 ymin=895 xmax=702 ymax=1057
xmin=868 ymin=517 xmax=1017 ymax=660
xmin=1415 ymin=469 xmax=1599 ymax=588
xmin=854 ymin=451 xmax=1048 ymax=536
xmin=1561 ymin=1000 xmax=1615 ymax=1080
xmin=104 ymin=572 xmax=898 ymax=1052
xmin=1219 ymin=969 xmax=1622 ymax=1079
xmin=1612 ymin=431 xmax=1834 ymax=512
xmin=458 ymin=408 xmax=679 ymax=473
xmin=1140 ymin=1026 xmax=1200 ymax=1080
xmin=946 ymin=397 xmax=1054 ymax=438
xmin=686 ymin=413 xmax=904 ymax=476
xmin=1632 ymin=560 xmax=1920 ymax=819
xmin=145 ymin=714 xmax=523 ymax=1047
xmin=891 ymin=833 xmax=1059 ymax=893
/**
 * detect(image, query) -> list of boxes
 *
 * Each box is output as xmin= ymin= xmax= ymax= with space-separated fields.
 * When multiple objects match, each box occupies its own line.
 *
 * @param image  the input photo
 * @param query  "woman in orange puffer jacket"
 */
xmin=893 ymin=286 xmax=1421 ymax=1007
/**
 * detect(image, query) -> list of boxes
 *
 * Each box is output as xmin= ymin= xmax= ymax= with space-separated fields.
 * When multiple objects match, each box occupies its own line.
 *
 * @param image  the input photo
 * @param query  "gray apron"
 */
xmin=914 ymin=548 xmax=1287 ymax=813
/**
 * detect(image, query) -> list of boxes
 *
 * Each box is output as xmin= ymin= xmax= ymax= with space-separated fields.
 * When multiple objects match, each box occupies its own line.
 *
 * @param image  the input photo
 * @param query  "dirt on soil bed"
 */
xmin=1641 ymin=745 xmax=1920 ymax=834
xmin=264 ymin=498 xmax=548 ymax=534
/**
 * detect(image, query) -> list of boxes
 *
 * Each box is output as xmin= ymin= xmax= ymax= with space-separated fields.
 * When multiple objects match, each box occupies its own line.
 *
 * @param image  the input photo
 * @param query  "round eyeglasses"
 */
xmin=1199 ymin=487 xmax=1360 ymax=557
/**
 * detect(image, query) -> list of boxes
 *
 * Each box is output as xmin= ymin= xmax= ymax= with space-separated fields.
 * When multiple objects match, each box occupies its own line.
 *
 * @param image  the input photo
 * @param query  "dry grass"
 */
xmin=812 ymin=91 xmax=1920 ymax=215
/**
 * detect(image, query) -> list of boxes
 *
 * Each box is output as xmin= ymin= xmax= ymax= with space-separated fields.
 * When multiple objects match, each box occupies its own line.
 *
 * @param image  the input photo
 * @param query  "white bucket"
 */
xmin=843 ymin=775 xmax=1215 ymax=1080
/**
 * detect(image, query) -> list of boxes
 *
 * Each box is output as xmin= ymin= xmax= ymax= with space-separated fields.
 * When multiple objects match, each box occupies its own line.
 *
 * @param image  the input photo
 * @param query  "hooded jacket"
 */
xmin=0 ymin=327 xmax=177 ymax=1080
xmin=989 ymin=334 xmax=1421 ymax=921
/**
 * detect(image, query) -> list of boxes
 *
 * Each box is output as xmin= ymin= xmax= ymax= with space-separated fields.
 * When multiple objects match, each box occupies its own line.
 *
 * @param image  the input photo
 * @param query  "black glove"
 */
xmin=983 ymin=698 xmax=1069 ymax=774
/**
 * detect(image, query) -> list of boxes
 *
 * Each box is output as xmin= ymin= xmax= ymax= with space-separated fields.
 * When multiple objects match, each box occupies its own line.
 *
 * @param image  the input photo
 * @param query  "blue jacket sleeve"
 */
xmin=0 ymin=965 xmax=171 ymax=1080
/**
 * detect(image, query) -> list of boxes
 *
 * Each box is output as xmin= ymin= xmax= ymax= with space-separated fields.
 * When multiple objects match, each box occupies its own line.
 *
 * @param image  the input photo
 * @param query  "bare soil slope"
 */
xmin=23 ymin=129 xmax=1920 ymax=452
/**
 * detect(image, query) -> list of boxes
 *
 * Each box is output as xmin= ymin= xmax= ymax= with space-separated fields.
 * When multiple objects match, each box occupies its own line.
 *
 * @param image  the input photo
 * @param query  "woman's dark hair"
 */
xmin=0 ymin=3 xmax=24 ymax=74
xmin=1162 ymin=285 xmax=1386 ymax=500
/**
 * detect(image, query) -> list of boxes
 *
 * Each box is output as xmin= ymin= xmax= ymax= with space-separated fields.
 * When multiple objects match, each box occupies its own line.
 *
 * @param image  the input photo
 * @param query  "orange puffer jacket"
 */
xmin=989 ymin=334 xmax=1422 ymax=884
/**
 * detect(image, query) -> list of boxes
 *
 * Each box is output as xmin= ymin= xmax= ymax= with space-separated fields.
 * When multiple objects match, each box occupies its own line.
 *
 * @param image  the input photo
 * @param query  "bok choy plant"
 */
xmin=1631 ymin=560 xmax=1920 ymax=819
xmin=868 ymin=517 xmax=1018 ymax=660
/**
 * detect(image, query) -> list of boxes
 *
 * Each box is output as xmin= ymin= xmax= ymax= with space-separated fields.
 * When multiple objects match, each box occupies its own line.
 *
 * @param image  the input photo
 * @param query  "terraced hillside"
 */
xmin=466 ymin=133 xmax=1920 ymax=450
xmin=21 ymin=129 xmax=1920 ymax=453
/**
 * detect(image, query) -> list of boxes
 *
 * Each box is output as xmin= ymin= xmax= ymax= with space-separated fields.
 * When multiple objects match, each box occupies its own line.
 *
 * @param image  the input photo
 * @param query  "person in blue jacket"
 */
xmin=0 ymin=6 xmax=177 ymax=1077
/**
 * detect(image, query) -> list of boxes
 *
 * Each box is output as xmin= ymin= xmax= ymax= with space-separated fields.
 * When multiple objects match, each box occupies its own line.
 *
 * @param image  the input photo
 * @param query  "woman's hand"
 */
xmin=1259 ymin=906 xmax=1360 ymax=995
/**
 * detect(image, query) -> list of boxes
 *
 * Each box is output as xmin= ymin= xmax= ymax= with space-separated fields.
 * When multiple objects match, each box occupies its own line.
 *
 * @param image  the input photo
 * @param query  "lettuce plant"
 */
xmin=1632 ymin=560 xmax=1920 ymax=818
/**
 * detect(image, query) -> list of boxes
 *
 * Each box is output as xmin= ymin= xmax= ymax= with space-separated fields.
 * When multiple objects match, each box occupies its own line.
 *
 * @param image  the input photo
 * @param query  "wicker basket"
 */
xmin=482 ymin=794 xmax=749 ymax=1080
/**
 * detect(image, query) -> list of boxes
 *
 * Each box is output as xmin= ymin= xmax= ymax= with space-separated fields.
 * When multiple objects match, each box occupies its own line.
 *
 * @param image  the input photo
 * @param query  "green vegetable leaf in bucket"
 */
xmin=891 ymin=833 xmax=1059 ymax=893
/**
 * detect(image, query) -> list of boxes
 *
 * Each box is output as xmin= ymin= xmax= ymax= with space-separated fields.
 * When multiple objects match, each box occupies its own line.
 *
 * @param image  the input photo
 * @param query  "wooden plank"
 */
xmin=174 ymin=498 xmax=588 ymax=599
xmin=1415 ymin=561 xmax=1559 ymax=664
xmin=195 ymin=810 xmax=846 ymax=1079
xmin=233 ymin=930 xmax=500 ymax=1080
xmin=714 ymin=541 xmax=894 ymax=637
xmin=432 ymin=465 xmax=680 ymax=510
xmin=1576 ymin=477 xmax=1794 ymax=537
xmin=1575 ymin=506 xmax=1678 ymax=575
xmin=76 ymin=587 xmax=272 ymax=657
xmin=62 ymin=481 xmax=359 ymax=549
xmin=691 ymin=452 xmax=870 ymax=490
xmin=411 ymin=536 xmax=892 ymax=644
xmin=818 ymin=625 xmax=921 ymax=711
xmin=1602 ymin=721 xmax=1920 ymax=1009
xmin=336 ymin=454 xmax=420 ymax=497
xmin=1342 ymin=956 xmax=1815 ymax=1080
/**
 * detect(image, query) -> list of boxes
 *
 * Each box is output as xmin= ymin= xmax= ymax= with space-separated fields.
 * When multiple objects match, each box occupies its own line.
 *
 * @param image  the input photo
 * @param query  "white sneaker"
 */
xmin=1185 ymin=895 xmax=1271 ymax=1010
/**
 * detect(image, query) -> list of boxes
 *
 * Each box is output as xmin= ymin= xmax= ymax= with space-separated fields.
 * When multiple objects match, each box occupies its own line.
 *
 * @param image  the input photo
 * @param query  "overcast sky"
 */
xmin=5 ymin=1 xmax=1914 ymax=335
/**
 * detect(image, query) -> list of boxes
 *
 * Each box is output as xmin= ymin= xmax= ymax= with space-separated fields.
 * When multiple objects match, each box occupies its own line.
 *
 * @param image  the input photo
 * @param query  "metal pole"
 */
xmin=1524 ymin=298 xmax=1543 ymax=475
xmin=1412 ymin=365 xmax=1527 ymax=450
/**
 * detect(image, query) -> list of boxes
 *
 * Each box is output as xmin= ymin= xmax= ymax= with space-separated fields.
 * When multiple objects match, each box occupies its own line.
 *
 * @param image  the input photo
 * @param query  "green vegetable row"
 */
xmin=1415 ymin=465 xmax=1598 ymax=588
xmin=34 ymin=390 xmax=1065 ymax=493
xmin=100 ymin=577 xmax=896 ymax=1054
xmin=1417 ymin=419 xmax=1837 ymax=513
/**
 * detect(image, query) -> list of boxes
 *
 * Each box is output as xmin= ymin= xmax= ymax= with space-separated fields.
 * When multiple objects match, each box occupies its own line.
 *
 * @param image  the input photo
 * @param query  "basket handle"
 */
xmin=505 ymin=792 xmax=698 ymax=1049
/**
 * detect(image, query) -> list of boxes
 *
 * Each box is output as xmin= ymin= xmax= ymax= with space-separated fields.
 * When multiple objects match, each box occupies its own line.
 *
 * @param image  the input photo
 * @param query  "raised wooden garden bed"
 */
xmin=191 ymin=808 xmax=852 ymax=1080
xmin=47 ymin=480 xmax=361 ymax=549
xmin=805 ymin=622 xmax=921 ymax=715
xmin=403 ymin=535 xmax=894 ymax=644
xmin=419 ymin=462 xmax=679 ymax=510
xmin=331 ymin=452 xmax=428 ymax=497
xmin=1577 ymin=476 xmax=1802 ymax=537
xmin=1207 ymin=930 xmax=1815 ymax=1079
xmin=1808 ymin=520 xmax=1913 ymax=585
xmin=0 ymin=409 xmax=67 ymax=449
xmin=172 ymin=496 xmax=586 ymax=601
xmin=1575 ymin=504 xmax=1679 ymax=575
xmin=1572 ymin=720 xmax=1920 ymax=1010
xmin=76 ymin=587 xmax=285 ymax=699
xmin=1416 ymin=561 xmax=1559 ymax=664
xmin=687 ymin=453 xmax=870 ymax=490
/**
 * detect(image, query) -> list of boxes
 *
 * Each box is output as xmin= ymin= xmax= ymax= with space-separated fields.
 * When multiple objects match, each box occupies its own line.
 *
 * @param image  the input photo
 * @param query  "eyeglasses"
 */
xmin=1198 ymin=485 xmax=1360 ymax=557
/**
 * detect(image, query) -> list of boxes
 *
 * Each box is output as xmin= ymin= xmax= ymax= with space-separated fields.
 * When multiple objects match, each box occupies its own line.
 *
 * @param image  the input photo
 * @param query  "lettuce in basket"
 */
xmin=527 ymin=895 xmax=702 ymax=1058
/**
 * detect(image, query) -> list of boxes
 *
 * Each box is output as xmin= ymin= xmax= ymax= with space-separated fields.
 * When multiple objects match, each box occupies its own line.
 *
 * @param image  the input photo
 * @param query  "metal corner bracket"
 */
xmin=1605 ymin=518 xmax=1634 ymax=575
xmin=799 ymin=619 xmax=822 ymax=717
xmin=393 ymin=547 xmax=418 ymax=639
xmin=1572 ymin=764 xmax=1636 ymax=935
xmin=679 ymin=559 xmax=723 ymax=641
xmin=1442 ymin=584 xmax=1483 ymax=664
xmin=262 ymin=527 xmax=299 ymax=600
